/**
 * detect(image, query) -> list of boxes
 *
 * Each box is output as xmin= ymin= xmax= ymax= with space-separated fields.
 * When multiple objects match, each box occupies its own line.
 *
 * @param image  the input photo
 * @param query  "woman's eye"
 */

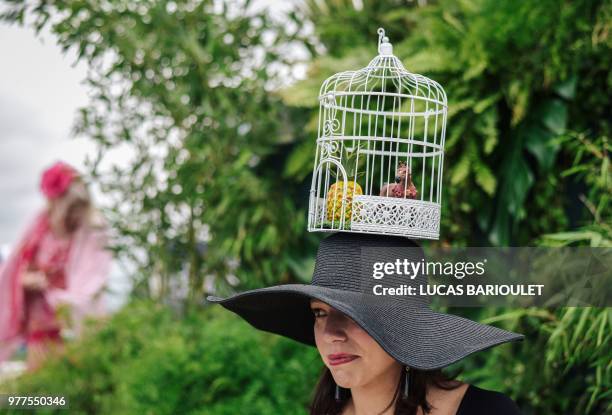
xmin=312 ymin=309 xmax=327 ymax=318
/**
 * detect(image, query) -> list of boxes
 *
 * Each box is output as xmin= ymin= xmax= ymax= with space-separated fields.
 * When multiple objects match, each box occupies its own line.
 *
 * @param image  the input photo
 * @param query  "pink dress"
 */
xmin=22 ymin=229 xmax=72 ymax=344
xmin=0 ymin=210 xmax=112 ymax=362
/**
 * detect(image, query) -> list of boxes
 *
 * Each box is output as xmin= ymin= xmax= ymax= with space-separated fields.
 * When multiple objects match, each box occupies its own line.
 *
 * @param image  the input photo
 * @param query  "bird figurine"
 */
xmin=380 ymin=161 xmax=418 ymax=199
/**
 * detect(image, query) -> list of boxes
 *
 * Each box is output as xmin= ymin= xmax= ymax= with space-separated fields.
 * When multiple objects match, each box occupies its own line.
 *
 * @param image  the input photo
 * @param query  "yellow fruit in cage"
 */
xmin=326 ymin=180 xmax=363 ymax=223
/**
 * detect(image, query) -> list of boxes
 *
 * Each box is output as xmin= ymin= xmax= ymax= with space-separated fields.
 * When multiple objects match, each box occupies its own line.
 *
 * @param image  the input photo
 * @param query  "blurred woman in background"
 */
xmin=0 ymin=161 xmax=112 ymax=371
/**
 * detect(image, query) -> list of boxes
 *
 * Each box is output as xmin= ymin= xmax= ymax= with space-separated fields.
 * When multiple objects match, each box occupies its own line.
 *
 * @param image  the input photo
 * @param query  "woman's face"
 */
xmin=310 ymin=299 xmax=401 ymax=389
xmin=48 ymin=181 xmax=89 ymax=234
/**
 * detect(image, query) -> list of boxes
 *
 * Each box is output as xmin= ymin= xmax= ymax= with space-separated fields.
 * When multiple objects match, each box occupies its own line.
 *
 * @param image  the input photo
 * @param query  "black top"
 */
xmin=456 ymin=385 xmax=522 ymax=415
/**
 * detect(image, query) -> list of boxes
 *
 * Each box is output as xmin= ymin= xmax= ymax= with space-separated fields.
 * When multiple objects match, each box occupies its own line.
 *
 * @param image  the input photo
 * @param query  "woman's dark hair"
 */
xmin=309 ymin=366 xmax=462 ymax=415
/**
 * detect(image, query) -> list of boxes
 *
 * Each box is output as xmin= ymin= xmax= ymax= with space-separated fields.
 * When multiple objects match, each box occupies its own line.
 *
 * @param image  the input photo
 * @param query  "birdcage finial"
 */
xmin=377 ymin=27 xmax=393 ymax=55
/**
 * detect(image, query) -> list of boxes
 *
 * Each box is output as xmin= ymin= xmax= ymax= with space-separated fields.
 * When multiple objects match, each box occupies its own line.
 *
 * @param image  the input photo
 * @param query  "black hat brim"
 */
xmin=206 ymin=284 xmax=524 ymax=371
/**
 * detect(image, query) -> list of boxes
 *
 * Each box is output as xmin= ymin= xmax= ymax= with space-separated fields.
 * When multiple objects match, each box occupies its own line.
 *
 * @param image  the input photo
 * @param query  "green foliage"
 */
xmin=4 ymin=0 xmax=607 ymax=290
xmin=288 ymin=1 xmax=612 ymax=413
xmin=1 ymin=301 xmax=322 ymax=414
xmin=540 ymin=133 xmax=611 ymax=246
xmin=1 ymin=1 xmax=610 ymax=414
xmin=297 ymin=0 xmax=419 ymax=58
xmin=1 ymin=0 xmax=321 ymax=304
xmin=446 ymin=307 xmax=612 ymax=414
xmin=286 ymin=0 xmax=611 ymax=246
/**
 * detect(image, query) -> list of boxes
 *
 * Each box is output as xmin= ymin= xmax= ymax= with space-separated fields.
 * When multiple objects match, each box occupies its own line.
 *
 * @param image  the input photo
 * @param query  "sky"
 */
xmin=0 ymin=24 xmax=93 ymax=247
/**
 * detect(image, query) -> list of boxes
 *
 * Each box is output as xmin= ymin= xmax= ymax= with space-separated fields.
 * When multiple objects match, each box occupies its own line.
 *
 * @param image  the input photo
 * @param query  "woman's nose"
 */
xmin=322 ymin=312 xmax=349 ymax=342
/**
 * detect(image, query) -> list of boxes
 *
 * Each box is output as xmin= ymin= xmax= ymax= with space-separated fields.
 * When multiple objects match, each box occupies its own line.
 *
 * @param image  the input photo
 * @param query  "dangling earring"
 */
xmin=402 ymin=366 xmax=410 ymax=400
xmin=335 ymin=384 xmax=342 ymax=402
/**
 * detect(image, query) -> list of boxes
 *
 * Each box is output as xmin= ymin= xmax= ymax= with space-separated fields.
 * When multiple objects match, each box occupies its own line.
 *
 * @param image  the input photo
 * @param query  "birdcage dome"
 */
xmin=308 ymin=28 xmax=447 ymax=239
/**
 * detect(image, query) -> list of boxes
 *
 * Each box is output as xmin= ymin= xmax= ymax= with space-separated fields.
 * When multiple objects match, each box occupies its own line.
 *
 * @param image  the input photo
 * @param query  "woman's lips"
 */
xmin=328 ymin=353 xmax=359 ymax=366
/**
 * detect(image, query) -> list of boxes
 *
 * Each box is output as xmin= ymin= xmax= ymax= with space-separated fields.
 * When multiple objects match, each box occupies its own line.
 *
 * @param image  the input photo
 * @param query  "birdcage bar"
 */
xmin=438 ymin=110 xmax=447 ymax=203
xmin=325 ymin=91 xmax=446 ymax=107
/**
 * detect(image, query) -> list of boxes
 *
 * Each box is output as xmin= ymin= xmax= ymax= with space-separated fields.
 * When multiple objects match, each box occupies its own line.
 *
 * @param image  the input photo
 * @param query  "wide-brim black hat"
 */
xmin=206 ymin=232 xmax=524 ymax=370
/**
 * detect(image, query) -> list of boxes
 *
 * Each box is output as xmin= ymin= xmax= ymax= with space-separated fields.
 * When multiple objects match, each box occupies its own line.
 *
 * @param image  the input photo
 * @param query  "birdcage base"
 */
xmin=349 ymin=195 xmax=440 ymax=239
xmin=309 ymin=195 xmax=440 ymax=239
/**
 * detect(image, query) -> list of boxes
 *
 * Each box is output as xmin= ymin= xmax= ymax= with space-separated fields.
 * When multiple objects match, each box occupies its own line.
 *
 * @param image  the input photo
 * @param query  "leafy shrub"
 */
xmin=449 ymin=307 xmax=611 ymax=414
xmin=2 ymin=301 xmax=322 ymax=415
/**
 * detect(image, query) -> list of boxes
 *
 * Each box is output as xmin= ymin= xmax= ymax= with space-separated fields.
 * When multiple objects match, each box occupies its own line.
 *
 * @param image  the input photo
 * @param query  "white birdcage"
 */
xmin=307 ymin=28 xmax=447 ymax=239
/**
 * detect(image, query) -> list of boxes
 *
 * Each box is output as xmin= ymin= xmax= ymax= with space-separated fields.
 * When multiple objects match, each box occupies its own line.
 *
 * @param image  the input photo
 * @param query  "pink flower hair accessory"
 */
xmin=40 ymin=161 xmax=78 ymax=199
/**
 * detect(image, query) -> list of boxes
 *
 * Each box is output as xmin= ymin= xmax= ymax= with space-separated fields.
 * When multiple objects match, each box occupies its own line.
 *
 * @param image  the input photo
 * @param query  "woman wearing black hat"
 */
xmin=208 ymin=233 xmax=523 ymax=415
